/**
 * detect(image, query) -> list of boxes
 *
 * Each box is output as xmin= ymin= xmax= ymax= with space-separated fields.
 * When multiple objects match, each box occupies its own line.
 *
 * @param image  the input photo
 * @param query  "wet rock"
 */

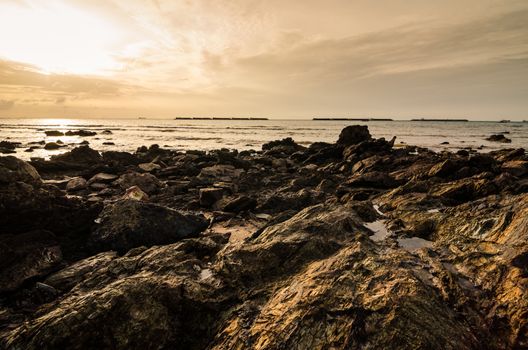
xmin=115 ymin=172 xmax=163 ymax=194
xmin=0 ymin=141 xmax=19 ymax=150
xmin=65 ymin=130 xmax=97 ymax=137
xmin=199 ymin=188 xmax=224 ymax=207
xmin=337 ymin=125 xmax=371 ymax=145
xmin=90 ymin=200 xmax=208 ymax=253
xmin=0 ymin=230 xmax=63 ymax=293
xmin=44 ymin=142 xmax=62 ymax=150
xmin=486 ymin=134 xmax=512 ymax=143
xmin=44 ymin=130 xmax=64 ymax=137
xmin=65 ymin=177 xmax=87 ymax=191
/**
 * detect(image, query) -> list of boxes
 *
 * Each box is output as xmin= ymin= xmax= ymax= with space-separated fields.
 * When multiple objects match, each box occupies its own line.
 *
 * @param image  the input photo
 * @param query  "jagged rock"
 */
xmin=262 ymin=137 xmax=299 ymax=151
xmin=115 ymin=172 xmax=163 ymax=194
xmin=198 ymin=164 xmax=244 ymax=183
xmin=218 ymin=195 xmax=257 ymax=213
xmin=102 ymin=151 xmax=141 ymax=166
xmin=44 ymin=251 xmax=117 ymax=292
xmin=337 ymin=125 xmax=371 ymax=145
xmin=122 ymin=186 xmax=149 ymax=201
xmin=0 ymin=230 xmax=63 ymax=293
xmin=89 ymin=200 xmax=208 ymax=253
xmin=199 ymin=187 xmax=224 ymax=207
xmin=50 ymin=146 xmax=102 ymax=165
xmin=501 ymin=160 xmax=528 ymax=177
xmin=428 ymin=159 xmax=461 ymax=178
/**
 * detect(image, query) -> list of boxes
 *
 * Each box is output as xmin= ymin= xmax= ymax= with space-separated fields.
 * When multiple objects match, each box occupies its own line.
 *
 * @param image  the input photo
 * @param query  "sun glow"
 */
xmin=0 ymin=1 xmax=125 ymax=75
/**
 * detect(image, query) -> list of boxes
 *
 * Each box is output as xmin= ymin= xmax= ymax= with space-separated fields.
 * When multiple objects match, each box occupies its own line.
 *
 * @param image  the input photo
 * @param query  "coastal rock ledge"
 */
xmin=0 ymin=125 xmax=527 ymax=349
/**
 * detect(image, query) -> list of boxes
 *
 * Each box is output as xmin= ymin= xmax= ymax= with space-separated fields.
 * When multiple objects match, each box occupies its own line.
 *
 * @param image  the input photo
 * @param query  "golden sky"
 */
xmin=0 ymin=0 xmax=527 ymax=119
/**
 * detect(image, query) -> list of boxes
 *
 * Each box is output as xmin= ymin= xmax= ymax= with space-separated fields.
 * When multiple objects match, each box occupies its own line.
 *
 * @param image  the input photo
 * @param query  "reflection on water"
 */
xmin=1 ymin=118 xmax=527 ymax=160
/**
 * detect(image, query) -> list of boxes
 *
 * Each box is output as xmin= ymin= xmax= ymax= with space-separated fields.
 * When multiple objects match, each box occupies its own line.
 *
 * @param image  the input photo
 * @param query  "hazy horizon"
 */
xmin=1 ymin=0 xmax=527 ymax=120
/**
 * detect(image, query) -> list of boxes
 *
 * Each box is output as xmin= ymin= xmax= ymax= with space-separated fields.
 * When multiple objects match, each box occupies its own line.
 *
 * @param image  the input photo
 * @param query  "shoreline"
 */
xmin=1 ymin=125 xmax=527 ymax=348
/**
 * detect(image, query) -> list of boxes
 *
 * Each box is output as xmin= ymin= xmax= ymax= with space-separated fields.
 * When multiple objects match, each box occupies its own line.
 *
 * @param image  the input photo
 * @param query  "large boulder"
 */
xmin=50 ymin=146 xmax=102 ymax=165
xmin=337 ymin=125 xmax=371 ymax=146
xmin=90 ymin=200 xmax=208 ymax=253
xmin=0 ymin=156 xmax=41 ymax=185
xmin=0 ymin=230 xmax=63 ymax=293
xmin=115 ymin=172 xmax=163 ymax=194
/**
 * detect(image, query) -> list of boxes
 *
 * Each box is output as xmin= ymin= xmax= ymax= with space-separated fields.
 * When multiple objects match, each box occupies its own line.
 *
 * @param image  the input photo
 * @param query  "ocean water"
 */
xmin=0 ymin=118 xmax=527 ymax=160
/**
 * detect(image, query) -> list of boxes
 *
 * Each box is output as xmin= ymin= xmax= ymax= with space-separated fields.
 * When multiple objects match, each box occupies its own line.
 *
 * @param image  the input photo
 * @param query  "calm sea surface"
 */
xmin=1 ymin=118 xmax=527 ymax=160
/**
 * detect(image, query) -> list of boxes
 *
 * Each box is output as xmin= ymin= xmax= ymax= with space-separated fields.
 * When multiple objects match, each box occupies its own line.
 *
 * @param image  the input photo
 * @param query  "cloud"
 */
xmin=0 ymin=100 xmax=15 ymax=110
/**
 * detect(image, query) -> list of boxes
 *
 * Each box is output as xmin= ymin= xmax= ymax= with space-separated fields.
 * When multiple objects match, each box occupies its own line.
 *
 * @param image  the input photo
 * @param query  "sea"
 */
xmin=1 ymin=118 xmax=527 ymax=160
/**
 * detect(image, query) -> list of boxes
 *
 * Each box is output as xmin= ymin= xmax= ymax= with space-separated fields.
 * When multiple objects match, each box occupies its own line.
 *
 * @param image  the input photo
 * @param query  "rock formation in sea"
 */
xmin=0 ymin=126 xmax=527 ymax=349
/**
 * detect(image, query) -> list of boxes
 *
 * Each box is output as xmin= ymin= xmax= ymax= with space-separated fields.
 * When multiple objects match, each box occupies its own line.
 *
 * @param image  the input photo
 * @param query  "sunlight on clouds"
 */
xmin=0 ymin=0 xmax=127 ymax=75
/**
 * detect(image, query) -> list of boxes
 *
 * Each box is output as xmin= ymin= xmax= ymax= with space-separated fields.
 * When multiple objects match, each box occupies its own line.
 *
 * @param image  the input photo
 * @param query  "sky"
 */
xmin=0 ymin=0 xmax=527 ymax=120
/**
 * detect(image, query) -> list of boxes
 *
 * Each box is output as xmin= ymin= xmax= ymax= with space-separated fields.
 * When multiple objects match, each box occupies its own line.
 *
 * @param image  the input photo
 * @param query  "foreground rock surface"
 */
xmin=0 ymin=125 xmax=527 ymax=349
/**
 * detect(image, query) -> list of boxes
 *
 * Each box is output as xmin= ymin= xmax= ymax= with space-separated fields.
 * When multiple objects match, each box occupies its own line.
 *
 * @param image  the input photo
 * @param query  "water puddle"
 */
xmin=397 ymin=237 xmax=433 ymax=252
xmin=365 ymin=220 xmax=391 ymax=242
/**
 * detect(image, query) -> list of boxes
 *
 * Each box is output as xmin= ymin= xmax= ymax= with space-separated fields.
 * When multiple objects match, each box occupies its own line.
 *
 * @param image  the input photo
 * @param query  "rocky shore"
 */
xmin=0 ymin=125 xmax=527 ymax=349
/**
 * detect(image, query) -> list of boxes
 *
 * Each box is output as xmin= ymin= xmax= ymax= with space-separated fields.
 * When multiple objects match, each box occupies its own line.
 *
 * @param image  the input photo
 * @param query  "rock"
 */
xmin=0 ymin=156 xmax=41 ymax=185
xmin=198 ymin=165 xmax=244 ymax=183
xmin=50 ymin=146 xmax=102 ymax=165
xmin=138 ymin=162 xmax=161 ymax=172
xmin=337 ymin=125 xmax=371 ymax=145
xmin=199 ymin=188 xmax=224 ymax=207
xmin=122 ymin=185 xmax=149 ymax=201
xmin=101 ymin=130 xmax=113 ymax=135
xmin=486 ymin=134 xmax=512 ymax=143
xmin=65 ymin=130 xmax=97 ymax=137
xmin=102 ymin=142 xmax=115 ymax=145
xmin=44 ymin=142 xmax=62 ymax=150
xmin=428 ymin=159 xmax=460 ymax=178
xmin=65 ymin=177 xmax=87 ymax=191
xmin=102 ymin=151 xmax=141 ymax=166
xmin=501 ymin=160 xmax=528 ymax=177
xmin=115 ymin=172 xmax=163 ymax=194
xmin=90 ymin=200 xmax=208 ymax=253
xmin=0 ymin=141 xmax=19 ymax=150
xmin=262 ymin=137 xmax=297 ymax=150
xmin=219 ymin=195 xmax=257 ymax=213
xmin=87 ymin=172 xmax=119 ymax=184
xmin=89 ymin=182 xmax=108 ymax=191
xmin=0 ymin=230 xmax=63 ymax=293
xmin=44 ymin=130 xmax=64 ymax=136
xmin=45 ymin=251 xmax=117 ymax=292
